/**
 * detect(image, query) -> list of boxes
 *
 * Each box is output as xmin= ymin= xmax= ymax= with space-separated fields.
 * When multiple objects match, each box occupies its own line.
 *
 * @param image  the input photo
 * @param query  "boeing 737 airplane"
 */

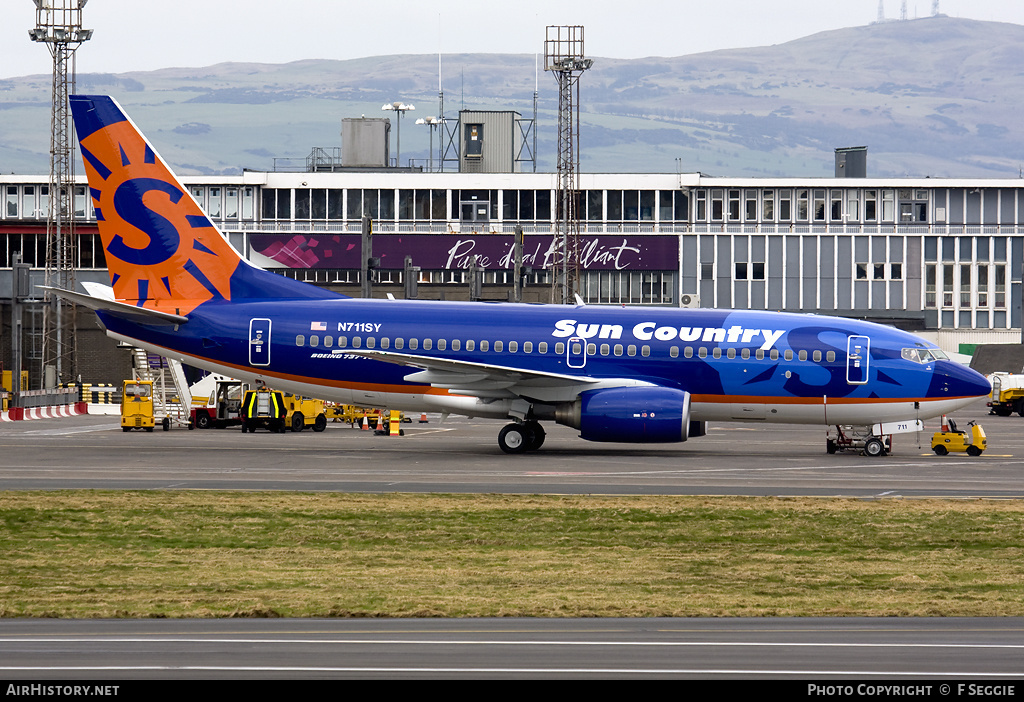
xmin=62 ymin=95 xmax=990 ymax=455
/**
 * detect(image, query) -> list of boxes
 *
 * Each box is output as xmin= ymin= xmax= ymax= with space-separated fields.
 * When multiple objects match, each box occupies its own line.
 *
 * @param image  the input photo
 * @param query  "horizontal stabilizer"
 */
xmin=43 ymin=286 xmax=188 ymax=325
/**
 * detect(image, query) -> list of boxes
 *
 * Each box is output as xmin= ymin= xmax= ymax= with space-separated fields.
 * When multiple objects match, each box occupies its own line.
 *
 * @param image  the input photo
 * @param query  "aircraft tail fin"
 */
xmin=70 ymin=94 xmax=341 ymax=315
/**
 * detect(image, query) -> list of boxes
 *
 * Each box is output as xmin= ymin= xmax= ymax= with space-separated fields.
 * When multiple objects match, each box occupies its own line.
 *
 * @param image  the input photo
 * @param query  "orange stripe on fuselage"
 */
xmin=690 ymin=393 xmax=974 ymax=406
xmin=154 ymin=347 xmax=969 ymax=405
xmin=145 ymin=347 xmax=453 ymax=398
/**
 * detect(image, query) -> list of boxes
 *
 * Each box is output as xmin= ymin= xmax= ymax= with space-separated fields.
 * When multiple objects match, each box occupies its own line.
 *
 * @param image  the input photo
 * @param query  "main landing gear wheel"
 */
xmin=524 ymin=421 xmax=545 ymax=451
xmin=498 ymin=422 xmax=547 ymax=454
xmin=864 ymin=437 xmax=886 ymax=457
xmin=498 ymin=423 xmax=533 ymax=454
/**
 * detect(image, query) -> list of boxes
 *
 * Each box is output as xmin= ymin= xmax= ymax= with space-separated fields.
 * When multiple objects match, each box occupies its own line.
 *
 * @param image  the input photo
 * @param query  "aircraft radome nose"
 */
xmin=939 ymin=362 xmax=991 ymax=399
xmin=970 ymin=369 xmax=993 ymax=397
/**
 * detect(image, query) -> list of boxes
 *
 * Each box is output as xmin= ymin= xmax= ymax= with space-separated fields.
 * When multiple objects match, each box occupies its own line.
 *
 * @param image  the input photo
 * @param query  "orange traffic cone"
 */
xmin=940 ymin=415 xmax=949 ymax=432
xmin=419 ymin=413 xmax=428 ymax=423
xmin=361 ymin=415 xmax=369 ymax=431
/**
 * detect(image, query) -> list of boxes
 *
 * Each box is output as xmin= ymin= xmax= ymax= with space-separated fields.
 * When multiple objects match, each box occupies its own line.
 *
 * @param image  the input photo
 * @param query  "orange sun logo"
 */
xmin=79 ymin=120 xmax=240 ymax=315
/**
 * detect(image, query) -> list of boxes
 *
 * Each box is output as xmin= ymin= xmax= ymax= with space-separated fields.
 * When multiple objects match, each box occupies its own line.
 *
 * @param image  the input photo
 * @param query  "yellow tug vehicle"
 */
xmin=240 ymin=387 xmax=287 ymax=433
xmin=121 ymin=379 xmax=155 ymax=432
xmin=931 ymin=416 xmax=986 ymax=456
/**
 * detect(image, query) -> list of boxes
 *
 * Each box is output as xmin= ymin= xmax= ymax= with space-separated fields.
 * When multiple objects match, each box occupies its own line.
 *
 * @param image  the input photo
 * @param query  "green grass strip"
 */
xmin=2 ymin=491 xmax=1023 ymax=618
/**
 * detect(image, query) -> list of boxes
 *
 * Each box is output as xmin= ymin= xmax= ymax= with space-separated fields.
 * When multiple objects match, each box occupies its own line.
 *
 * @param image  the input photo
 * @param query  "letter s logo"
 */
xmin=552 ymin=319 xmax=577 ymax=338
xmin=782 ymin=326 xmax=856 ymax=398
xmin=109 ymin=177 xmax=183 ymax=266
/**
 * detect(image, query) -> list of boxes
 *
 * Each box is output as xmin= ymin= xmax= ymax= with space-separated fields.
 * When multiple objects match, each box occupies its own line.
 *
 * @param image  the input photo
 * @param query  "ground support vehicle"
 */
xmin=240 ymin=388 xmax=287 ymax=433
xmin=190 ymin=380 xmax=245 ymax=430
xmin=121 ymin=379 xmax=158 ymax=432
xmin=326 ymin=404 xmax=370 ymax=426
xmin=373 ymin=409 xmax=406 ymax=436
xmin=932 ymin=417 xmax=987 ymax=456
xmin=987 ymin=373 xmax=1024 ymax=416
xmin=2 ymin=371 xmax=27 ymax=411
xmin=825 ymin=419 xmax=922 ymax=457
xmin=326 ymin=405 xmax=408 ymax=428
xmin=827 ymin=425 xmax=892 ymax=457
xmin=284 ymin=394 xmax=327 ymax=432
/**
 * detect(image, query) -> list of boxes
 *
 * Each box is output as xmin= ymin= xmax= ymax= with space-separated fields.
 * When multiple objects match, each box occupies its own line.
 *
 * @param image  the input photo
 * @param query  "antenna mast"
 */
xmin=30 ymin=0 xmax=92 ymax=388
xmin=544 ymin=25 xmax=591 ymax=305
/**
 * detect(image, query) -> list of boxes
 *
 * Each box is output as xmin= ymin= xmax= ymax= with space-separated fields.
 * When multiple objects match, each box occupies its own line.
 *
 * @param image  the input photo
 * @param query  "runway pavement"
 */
xmin=0 ymin=400 xmax=1020 ymax=497
xmin=2 ymin=617 xmax=1024 ymax=680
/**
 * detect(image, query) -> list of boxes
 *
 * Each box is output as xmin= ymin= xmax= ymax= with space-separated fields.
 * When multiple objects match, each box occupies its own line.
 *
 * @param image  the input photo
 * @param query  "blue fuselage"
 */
xmin=98 ymin=298 xmax=991 ymax=426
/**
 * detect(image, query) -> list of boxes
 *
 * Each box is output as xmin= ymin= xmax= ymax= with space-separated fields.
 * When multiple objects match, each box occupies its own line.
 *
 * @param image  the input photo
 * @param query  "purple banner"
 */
xmin=250 ymin=233 xmax=678 ymax=271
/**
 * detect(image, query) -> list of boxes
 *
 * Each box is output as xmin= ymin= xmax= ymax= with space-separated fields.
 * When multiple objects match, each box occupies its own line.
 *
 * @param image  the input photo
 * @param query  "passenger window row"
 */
xmin=294 ymin=335 xmax=837 ymax=363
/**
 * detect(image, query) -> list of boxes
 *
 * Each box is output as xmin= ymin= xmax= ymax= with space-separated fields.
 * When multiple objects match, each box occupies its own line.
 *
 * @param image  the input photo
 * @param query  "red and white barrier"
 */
xmin=1 ymin=402 xmax=89 ymax=422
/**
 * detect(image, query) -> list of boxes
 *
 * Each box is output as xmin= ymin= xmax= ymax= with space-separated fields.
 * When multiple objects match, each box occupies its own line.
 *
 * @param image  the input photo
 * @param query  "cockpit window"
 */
xmin=902 ymin=347 xmax=948 ymax=364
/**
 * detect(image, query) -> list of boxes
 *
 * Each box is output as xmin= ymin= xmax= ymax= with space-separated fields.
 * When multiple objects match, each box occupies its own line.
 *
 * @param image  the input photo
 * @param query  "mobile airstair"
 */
xmin=130 ymin=347 xmax=193 ymax=429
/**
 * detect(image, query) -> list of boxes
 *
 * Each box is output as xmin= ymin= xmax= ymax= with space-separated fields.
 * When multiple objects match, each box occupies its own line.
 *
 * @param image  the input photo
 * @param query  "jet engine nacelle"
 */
xmin=555 ymin=386 xmax=692 ymax=443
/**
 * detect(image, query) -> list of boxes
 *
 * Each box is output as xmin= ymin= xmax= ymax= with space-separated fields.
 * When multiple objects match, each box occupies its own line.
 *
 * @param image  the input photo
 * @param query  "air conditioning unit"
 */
xmin=680 ymin=293 xmax=701 ymax=309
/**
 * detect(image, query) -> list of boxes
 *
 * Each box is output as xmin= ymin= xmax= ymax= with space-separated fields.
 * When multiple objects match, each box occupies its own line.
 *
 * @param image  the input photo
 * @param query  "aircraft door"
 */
xmin=846 ymin=335 xmax=869 ymax=384
xmin=567 ymin=337 xmax=587 ymax=369
xmin=249 ymin=318 xmax=272 ymax=366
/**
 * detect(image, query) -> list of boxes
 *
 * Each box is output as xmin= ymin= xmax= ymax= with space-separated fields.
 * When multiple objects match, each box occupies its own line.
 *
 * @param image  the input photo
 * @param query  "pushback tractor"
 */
xmin=121 ymin=379 xmax=156 ymax=432
xmin=931 ymin=416 xmax=986 ymax=456
xmin=241 ymin=388 xmax=287 ymax=433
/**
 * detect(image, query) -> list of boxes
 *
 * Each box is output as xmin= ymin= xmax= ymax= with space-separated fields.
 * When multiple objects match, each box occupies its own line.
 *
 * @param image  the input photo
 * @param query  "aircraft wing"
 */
xmin=343 ymin=349 xmax=649 ymax=402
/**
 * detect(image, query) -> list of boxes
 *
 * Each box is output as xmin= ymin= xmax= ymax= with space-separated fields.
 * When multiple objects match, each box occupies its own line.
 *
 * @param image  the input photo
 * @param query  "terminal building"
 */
xmin=1 ymin=110 xmax=1022 ymax=385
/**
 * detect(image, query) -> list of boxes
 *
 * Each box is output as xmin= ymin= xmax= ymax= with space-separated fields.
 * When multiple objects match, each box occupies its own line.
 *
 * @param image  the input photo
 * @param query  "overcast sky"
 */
xmin=3 ymin=0 xmax=1023 ymax=79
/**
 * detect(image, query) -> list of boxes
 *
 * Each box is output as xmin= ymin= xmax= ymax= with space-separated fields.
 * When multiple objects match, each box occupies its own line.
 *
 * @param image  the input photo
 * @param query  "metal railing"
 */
xmin=237 ymin=221 xmax=1024 ymax=236
xmin=15 ymin=386 xmax=79 ymax=409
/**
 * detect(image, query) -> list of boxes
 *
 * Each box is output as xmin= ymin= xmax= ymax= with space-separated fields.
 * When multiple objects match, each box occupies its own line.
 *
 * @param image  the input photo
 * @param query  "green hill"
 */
xmin=2 ymin=15 xmax=1022 ymax=178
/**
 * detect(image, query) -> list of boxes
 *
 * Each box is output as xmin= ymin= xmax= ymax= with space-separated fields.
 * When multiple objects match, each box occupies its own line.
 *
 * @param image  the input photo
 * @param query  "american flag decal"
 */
xmin=310 ymin=321 xmax=327 ymax=331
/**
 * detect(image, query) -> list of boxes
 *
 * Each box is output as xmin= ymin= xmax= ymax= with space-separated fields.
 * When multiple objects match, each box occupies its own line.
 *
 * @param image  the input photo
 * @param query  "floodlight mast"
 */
xmin=29 ymin=0 xmax=92 ymax=388
xmin=416 ymin=116 xmax=443 ymax=172
xmin=544 ymin=25 xmax=591 ymax=305
xmin=382 ymin=101 xmax=415 ymax=167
